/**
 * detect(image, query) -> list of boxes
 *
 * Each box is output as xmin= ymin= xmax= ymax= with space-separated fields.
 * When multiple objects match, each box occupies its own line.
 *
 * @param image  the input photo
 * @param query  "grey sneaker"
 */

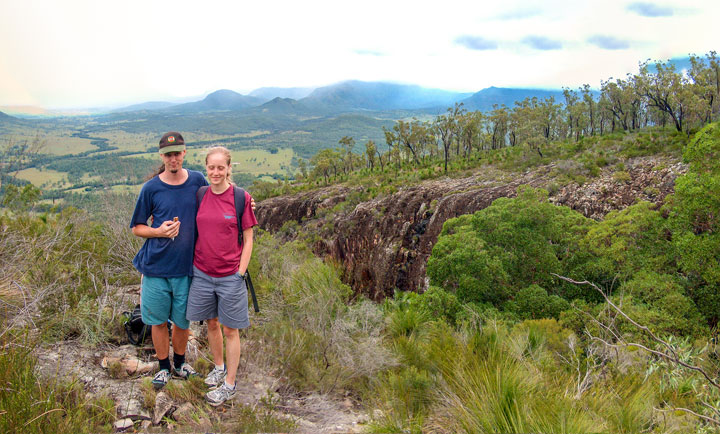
xmin=205 ymin=383 xmax=236 ymax=406
xmin=204 ymin=366 xmax=227 ymax=388
xmin=172 ymin=362 xmax=198 ymax=379
xmin=152 ymin=369 xmax=171 ymax=390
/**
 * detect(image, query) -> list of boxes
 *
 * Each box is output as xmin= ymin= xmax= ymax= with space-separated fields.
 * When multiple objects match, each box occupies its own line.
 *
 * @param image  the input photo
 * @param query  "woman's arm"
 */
xmin=238 ymin=227 xmax=254 ymax=275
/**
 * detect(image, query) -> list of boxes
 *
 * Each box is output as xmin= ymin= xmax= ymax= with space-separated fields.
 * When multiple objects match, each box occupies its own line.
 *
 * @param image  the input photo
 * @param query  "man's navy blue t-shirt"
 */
xmin=130 ymin=170 xmax=208 ymax=278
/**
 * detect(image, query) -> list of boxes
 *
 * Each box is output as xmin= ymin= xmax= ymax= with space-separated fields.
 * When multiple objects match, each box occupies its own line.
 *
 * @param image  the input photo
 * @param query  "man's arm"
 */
xmin=132 ymin=220 xmax=180 ymax=239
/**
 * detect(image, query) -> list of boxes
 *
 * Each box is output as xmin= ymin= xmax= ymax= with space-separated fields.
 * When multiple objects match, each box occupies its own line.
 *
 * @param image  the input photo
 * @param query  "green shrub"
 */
xmin=513 ymin=285 xmax=570 ymax=320
xmin=428 ymin=185 xmax=595 ymax=307
xmin=582 ymin=201 xmax=673 ymax=282
xmin=613 ymin=275 xmax=709 ymax=339
xmin=683 ymin=121 xmax=720 ymax=173
xmin=415 ymin=286 xmax=461 ymax=325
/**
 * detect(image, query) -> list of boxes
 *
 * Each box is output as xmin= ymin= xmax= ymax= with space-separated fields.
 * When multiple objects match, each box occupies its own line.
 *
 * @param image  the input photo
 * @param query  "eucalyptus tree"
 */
xmin=310 ymin=148 xmax=342 ymax=182
xmin=382 ymin=126 xmax=398 ymax=169
xmin=538 ymin=96 xmax=563 ymax=141
xmin=688 ymin=51 xmax=720 ymax=124
xmin=488 ymin=105 xmax=510 ymax=149
xmin=434 ymin=113 xmax=456 ymax=173
xmin=338 ymin=136 xmax=356 ymax=174
xmin=309 ymin=149 xmax=332 ymax=184
xmin=509 ymin=97 xmax=533 ymax=147
xmin=458 ymin=111 xmax=483 ymax=157
xmin=365 ymin=140 xmax=377 ymax=171
xmin=601 ymin=76 xmax=641 ymax=131
xmin=411 ymin=119 xmax=437 ymax=163
xmin=581 ymin=84 xmax=597 ymax=136
xmin=637 ymin=61 xmax=697 ymax=133
xmin=563 ymin=87 xmax=581 ymax=140
xmin=394 ymin=119 xmax=420 ymax=165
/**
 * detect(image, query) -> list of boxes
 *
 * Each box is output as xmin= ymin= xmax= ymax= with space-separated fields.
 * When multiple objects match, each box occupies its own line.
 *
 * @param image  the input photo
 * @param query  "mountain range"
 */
xmin=0 ymin=81 xmax=575 ymax=123
xmin=102 ymin=81 xmax=568 ymax=116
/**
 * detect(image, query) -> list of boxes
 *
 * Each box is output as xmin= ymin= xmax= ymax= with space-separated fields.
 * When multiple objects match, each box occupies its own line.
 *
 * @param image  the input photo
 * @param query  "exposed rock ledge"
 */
xmin=255 ymin=157 xmax=686 ymax=301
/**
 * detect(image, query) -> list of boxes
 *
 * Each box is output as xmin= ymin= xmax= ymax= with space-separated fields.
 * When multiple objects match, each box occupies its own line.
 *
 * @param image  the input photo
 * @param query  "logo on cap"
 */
xmin=167 ymin=136 xmax=176 ymax=143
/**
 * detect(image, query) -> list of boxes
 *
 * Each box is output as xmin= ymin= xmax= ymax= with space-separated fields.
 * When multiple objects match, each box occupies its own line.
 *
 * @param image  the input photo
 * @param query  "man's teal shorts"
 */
xmin=141 ymin=275 xmax=191 ymax=330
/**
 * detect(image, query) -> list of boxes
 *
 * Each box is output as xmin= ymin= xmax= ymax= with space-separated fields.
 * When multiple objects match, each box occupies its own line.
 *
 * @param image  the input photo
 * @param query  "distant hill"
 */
xmin=0 ymin=105 xmax=95 ymax=118
xmin=461 ymin=87 xmax=567 ymax=111
xmin=0 ymin=110 xmax=19 ymax=124
xmin=168 ymin=89 xmax=265 ymax=113
xmin=249 ymin=87 xmax=316 ymax=101
xmin=251 ymin=97 xmax=314 ymax=116
xmin=111 ymin=101 xmax=178 ymax=113
xmin=300 ymin=81 xmax=472 ymax=111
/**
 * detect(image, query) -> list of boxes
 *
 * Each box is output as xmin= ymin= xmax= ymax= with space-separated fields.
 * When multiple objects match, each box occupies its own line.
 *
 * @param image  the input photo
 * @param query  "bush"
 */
xmin=251 ymin=234 xmax=394 ymax=394
xmin=683 ymin=121 xmax=720 ymax=173
xmin=513 ymin=285 xmax=570 ymax=320
xmin=0 ymin=205 xmax=131 ymax=344
xmin=415 ymin=286 xmax=462 ymax=325
xmin=427 ymin=186 xmax=595 ymax=307
xmin=582 ymin=201 xmax=673 ymax=282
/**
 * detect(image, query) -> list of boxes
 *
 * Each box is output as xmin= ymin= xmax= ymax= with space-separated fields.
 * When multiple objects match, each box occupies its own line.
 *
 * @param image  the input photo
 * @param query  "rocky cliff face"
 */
xmin=255 ymin=157 xmax=686 ymax=301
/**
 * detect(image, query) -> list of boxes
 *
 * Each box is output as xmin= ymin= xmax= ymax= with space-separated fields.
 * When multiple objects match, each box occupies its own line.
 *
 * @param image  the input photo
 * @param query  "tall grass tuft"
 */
xmin=250 ymin=234 xmax=396 ymax=394
xmin=429 ymin=325 xmax=598 ymax=433
xmin=0 ymin=332 xmax=115 ymax=434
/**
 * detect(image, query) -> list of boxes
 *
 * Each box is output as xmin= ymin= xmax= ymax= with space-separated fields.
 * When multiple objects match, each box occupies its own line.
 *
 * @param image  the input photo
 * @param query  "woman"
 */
xmin=186 ymin=146 xmax=258 ymax=406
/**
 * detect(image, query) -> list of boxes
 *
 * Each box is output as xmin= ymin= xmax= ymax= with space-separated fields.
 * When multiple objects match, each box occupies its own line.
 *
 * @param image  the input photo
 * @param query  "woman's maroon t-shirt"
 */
xmin=194 ymin=186 xmax=258 ymax=277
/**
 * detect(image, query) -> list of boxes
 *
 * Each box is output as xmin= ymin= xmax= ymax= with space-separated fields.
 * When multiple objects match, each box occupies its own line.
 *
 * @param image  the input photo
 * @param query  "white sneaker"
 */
xmin=204 ymin=366 xmax=227 ymax=388
xmin=206 ymin=383 xmax=236 ymax=406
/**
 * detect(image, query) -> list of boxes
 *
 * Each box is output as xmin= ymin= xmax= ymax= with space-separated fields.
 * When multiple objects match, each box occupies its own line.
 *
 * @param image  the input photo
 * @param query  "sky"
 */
xmin=0 ymin=0 xmax=718 ymax=109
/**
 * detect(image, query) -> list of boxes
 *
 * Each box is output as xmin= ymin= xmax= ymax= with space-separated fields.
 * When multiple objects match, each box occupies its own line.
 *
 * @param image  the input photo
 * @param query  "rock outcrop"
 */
xmin=256 ymin=157 xmax=686 ymax=301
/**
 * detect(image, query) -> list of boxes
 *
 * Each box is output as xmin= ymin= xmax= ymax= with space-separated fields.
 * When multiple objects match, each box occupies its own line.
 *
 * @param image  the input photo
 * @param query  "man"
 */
xmin=130 ymin=132 xmax=207 ymax=389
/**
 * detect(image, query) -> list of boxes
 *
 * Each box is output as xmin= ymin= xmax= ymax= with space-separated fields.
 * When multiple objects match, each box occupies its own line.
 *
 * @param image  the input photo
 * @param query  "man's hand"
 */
xmin=250 ymin=197 xmax=256 ymax=211
xmin=157 ymin=219 xmax=180 ymax=239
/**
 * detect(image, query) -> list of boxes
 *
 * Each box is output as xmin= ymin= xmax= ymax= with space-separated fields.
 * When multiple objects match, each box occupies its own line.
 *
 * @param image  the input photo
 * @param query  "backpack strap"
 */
xmin=196 ymin=185 xmax=210 ymax=211
xmin=232 ymin=186 xmax=259 ymax=313
xmin=233 ymin=186 xmax=245 ymax=245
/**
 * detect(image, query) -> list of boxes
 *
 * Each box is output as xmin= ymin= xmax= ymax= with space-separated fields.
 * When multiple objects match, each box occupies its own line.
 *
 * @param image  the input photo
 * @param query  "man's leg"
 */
xmin=171 ymin=324 xmax=190 ymax=357
xmin=167 ymin=275 xmax=197 ymax=378
xmin=152 ymin=324 xmax=171 ymax=360
xmin=141 ymin=276 xmax=173 ymax=388
xmin=223 ymin=325 xmax=241 ymax=386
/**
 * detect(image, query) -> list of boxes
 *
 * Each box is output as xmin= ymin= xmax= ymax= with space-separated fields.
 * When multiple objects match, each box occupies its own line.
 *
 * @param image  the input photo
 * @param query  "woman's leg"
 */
xmin=206 ymin=318 xmax=224 ymax=366
xmin=223 ymin=325 xmax=241 ymax=386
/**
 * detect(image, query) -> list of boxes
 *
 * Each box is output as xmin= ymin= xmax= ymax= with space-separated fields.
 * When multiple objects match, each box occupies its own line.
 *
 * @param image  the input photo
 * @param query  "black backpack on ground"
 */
xmin=123 ymin=304 xmax=171 ymax=345
xmin=196 ymin=185 xmax=259 ymax=313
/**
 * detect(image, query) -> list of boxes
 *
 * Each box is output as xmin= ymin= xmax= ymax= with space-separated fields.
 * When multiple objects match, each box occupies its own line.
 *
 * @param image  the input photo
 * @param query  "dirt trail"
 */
xmin=34 ymin=287 xmax=367 ymax=433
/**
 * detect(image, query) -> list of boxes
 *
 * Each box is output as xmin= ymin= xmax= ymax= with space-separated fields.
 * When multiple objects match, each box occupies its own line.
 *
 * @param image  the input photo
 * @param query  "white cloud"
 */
xmin=0 ymin=0 xmax=718 ymax=108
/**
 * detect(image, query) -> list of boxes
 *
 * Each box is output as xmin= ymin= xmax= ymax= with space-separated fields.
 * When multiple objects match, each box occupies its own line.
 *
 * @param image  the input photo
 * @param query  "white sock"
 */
xmin=215 ymin=364 xmax=225 ymax=371
xmin=224 ymin=381 xmax=235 ymax=390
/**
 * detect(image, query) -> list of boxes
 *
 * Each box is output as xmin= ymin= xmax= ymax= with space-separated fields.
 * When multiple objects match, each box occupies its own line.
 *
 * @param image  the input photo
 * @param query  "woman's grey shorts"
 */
xmin=186 ymin=266 xmax=250 ymax=330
